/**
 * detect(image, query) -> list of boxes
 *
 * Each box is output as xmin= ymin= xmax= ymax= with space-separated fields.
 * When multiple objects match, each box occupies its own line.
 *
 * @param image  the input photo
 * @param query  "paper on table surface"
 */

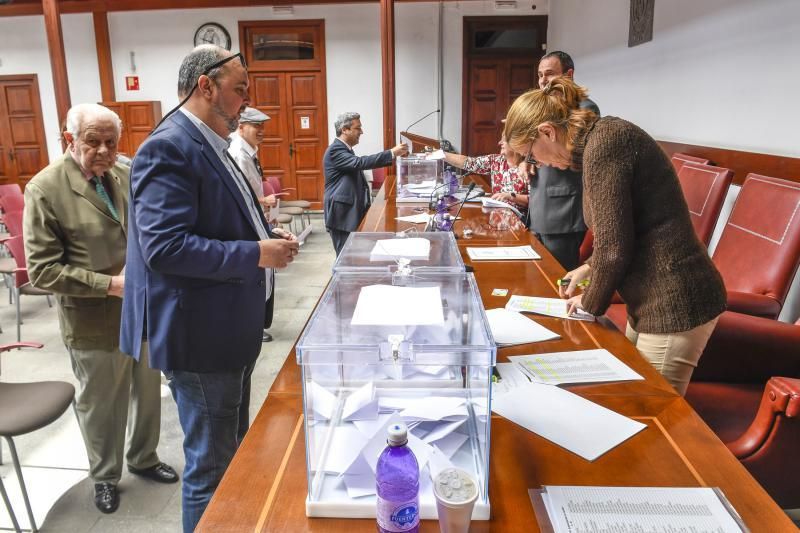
xmin=509 ymin=349 xmax=644 ymax=386
xmin=485 ymin=308 xmax=560 ymax=346
xmin=395 ymin=213 xmax=432 ymax=224
xmin=351 ymin=285 xmax=444 ymax=326
xmin=540 ymin=486 xmax=746 ymax=533
xmin=466 ymin=245 xmax=541 ymax=261
xmin=493 ymin=362 xmax=531 ymax=397
xmin=370 ymin=237 xmax=431 ymax=261
xmin=491 ymin=382 xmax=646 ymax=461
xmin=506 ymin=295 xmax=595 ymax=321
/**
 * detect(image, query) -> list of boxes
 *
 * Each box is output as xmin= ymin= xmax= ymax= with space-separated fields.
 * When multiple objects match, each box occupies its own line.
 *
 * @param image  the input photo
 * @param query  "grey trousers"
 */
xmin=535 ymin=231 xmax=586 ymax=272
xmin=67 ymin=344 xmax=162 ymax=484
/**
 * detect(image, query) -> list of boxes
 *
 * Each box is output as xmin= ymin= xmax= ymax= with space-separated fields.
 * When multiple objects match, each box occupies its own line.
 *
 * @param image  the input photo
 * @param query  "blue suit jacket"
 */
xmin=323 ymin=138 xmax=393 ymax=232
xmin=120 ymin=111 xmax=272 ymax=372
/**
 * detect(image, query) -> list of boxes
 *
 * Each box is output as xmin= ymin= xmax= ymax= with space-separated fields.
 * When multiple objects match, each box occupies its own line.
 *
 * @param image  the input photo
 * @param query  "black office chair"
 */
xmin=0 ymin=342 xmax=75 ymax=532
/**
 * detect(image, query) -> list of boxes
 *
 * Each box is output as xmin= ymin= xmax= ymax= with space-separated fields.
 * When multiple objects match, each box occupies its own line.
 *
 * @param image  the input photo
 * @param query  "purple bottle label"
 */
xmin=377 ymin=496 xmax=419 ymax=531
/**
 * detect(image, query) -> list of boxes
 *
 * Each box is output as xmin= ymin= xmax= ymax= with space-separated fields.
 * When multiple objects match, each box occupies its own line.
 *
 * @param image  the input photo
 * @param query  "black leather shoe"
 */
xmin=94 ymin=483 xmax=119 ymax=514
xmin=262 ymin=330 xmax=273 ymax=342
xmin=127 ymin=462 xmax=179 ymax=484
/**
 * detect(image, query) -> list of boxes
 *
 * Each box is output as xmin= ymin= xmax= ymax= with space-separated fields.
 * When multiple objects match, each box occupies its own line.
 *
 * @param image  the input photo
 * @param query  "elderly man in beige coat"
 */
xmin=23 ymin=103 xmax=177 ymax=515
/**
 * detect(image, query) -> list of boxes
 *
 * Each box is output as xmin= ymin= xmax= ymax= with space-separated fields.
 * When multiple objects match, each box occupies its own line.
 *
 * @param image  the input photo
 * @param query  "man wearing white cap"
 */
xmin=227 ymin=107 xmax=286 ymax=343
xmin=228 ymin=107 xmax=274 ymax=204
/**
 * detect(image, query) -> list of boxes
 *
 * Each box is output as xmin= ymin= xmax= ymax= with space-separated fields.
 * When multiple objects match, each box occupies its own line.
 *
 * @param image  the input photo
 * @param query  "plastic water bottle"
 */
xmin=376 ymin=423 xmax=419 ymax=532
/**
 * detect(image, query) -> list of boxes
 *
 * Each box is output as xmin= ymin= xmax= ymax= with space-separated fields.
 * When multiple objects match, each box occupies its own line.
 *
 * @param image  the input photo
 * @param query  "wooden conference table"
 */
xmin=199 ymin=175 xmax=795 ymax=532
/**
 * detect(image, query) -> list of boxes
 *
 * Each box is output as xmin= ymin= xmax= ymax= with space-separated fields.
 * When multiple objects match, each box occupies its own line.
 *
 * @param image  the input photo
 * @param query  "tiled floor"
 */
xmin=0 ymin=215 xmax=334 ymax=532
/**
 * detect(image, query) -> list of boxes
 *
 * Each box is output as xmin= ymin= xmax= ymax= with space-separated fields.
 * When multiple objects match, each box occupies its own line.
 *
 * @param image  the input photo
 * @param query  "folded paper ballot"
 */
xmin=395 ymin=213 xmax=432 ymax=224
xmin=369 ymin=237 xmax=431 ymax=261
xmin=480 ymin=197 xmax=524 ymax=217
xmin=508 ymin=349 xmax=644 ymax=386
xmin=466 ymin=245 xmax=541 ymax=261
xmin=506 ymin=295 xmax=595 ymax=321
xmin=350 ymin=284 xmax=444 ymax=326
xmin=310 ymin=382 xmax=379 ymax=422
xmin=485 ymin=308 xmax=560 ymax=346
xmin=491 ymin=382 xmax=646 ymax=461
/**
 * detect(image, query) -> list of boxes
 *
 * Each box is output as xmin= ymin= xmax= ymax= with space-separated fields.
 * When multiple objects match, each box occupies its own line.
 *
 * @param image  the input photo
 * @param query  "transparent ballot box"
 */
xmin=296 ymin=271 xmax=496 ymax=519
xmin=396 ymin=155 xmax=443 ymax=201
xmin=333 ymin=232 xmax=465 ymax=273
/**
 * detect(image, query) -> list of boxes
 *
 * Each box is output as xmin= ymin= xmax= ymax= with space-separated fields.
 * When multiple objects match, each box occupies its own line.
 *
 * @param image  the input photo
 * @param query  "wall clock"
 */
xmin=194 ymin=23 xmax=232 ymax=50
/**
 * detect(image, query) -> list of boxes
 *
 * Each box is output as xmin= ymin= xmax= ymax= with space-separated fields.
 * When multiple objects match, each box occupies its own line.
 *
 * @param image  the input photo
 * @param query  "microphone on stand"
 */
xmin=400 ymin=109 xmax=441 ymax=145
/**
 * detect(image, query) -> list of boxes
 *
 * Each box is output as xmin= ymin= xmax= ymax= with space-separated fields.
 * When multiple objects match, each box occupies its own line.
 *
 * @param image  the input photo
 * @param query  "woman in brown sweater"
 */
xmin=504 ymin=78 xmax=726 ymax=395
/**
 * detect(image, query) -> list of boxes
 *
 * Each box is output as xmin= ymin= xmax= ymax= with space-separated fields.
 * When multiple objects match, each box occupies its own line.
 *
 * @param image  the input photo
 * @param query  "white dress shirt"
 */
xmin=228 ymin=133 xmax=263 ymax=198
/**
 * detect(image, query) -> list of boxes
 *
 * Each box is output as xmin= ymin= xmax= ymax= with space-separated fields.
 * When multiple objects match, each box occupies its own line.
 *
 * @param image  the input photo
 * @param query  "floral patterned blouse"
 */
xmin=462 ymin=154 xmax=529 ymax=196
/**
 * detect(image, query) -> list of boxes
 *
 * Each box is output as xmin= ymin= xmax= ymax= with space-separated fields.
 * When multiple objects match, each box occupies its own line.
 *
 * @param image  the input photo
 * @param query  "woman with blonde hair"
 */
xmin=504 ymin=77 xmax=726 ymax=395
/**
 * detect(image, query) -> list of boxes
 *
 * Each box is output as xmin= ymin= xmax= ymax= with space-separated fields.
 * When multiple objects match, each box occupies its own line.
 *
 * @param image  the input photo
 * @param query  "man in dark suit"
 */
xmin=323 ymin=112 xmax=408 ymax=255
xmin=120 ymin=45 xmax=298 ymax=533
xmin=528 ymin=51 xmax=600 ymax=270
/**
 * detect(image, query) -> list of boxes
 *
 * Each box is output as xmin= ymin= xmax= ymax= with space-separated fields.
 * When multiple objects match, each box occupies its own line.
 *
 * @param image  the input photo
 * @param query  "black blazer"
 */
xmin=323 ymin=138 xmax=393 ymax=232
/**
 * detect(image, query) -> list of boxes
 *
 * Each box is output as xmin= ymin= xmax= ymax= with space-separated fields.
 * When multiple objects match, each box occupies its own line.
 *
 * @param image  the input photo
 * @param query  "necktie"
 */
xmin=252 ymin=155 xmax=264 ymax=178
xmin=92 ymin=176 xmax=119 ymax=222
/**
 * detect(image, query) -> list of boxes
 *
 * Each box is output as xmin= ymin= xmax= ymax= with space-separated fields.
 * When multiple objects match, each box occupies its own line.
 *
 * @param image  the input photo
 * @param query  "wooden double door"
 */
xmin=0 ymin=75 xmax=48 ymax=187
xmin=249 ymin=72 xmax=327 ymax=209
xmin=462 ymin=16 xmax=547 ymax=156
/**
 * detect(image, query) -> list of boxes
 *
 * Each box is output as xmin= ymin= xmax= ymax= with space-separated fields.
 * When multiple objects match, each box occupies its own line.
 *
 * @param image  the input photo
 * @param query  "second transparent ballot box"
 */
xmin=332 ymin=232 xmax=465 ymax=273
xmin=396 ymin=155 xmax=443 ymax=200
xmin=296 ymin=271 xmax=496 ymax=519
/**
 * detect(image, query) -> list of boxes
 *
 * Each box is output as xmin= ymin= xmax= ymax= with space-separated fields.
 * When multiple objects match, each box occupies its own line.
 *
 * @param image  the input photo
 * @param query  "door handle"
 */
xmin=289 ymin=143 xmax=294 ymax=158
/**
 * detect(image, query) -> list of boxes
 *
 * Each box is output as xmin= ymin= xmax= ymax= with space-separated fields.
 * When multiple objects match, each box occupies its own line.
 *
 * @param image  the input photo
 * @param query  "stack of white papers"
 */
xmin=491 ymin=382 xmax=646 ymax=460
xmin=480 ymin=197 xmax=524 ymax=217
xmin=351 ymin=285 xmax=444 ymax=326
xmin=508 ymin=349 xmax=643 ymax=386
xmin=485 ymin=308 xmax=560 ymax=346
xmin=466 ymin=245 xmax=541 ymax=261
xmin=395 ymin=213 xmax=432 ymax=224
xmin=506 ymin=295 xmax=595 ymax=321
xmin=370 ymin=237 xmax=431 ymax=261
xmin=534 ymin=486 xmax=746 ymax=533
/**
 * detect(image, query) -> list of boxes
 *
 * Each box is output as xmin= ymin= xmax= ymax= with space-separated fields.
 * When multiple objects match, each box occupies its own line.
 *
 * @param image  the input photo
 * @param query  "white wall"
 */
xmin=548 ymin=0 xmax=800 ymax=157
xmin=0 ymin=1 xmax=544 ymax=162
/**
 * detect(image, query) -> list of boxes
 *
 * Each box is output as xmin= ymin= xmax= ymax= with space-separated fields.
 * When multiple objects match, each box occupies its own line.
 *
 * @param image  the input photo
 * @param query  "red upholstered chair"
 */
xmin=371 ymin=167 xmax=387 ymax=197
xmin=0 ymin=184 xmax=22 ymax=200
xmin=578 ymin=229 xmax=593 ymax=264
xmin=3 ymin=236 xmax=53 ymax=341
xmin=0 ymin=194 xmax=23 ymax=215
xmin=676 ymin=162 xmax=734 ymax=246
xmin=711 ymin=174 xmax=800 ymax=319
xmin=260 ymin=181 xmax=293 ymax=228
xmin=266 ymin=176 xmax=310 ymax=228
xmin=685 ymin=311 xmax=800 ymax=508
xmin=670 ymin=152 xmax=710 ymax=173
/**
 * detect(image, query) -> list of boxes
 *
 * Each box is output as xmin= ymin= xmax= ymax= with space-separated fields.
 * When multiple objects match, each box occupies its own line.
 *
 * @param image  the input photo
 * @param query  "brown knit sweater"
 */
xmin=573 ymin=116 xmax=726 ymax=334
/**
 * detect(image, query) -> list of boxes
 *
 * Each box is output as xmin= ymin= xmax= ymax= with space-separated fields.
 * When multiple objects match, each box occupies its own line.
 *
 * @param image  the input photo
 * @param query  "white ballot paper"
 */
xmin=491 ymin=382 xmax=646 ymax=461
xmin=485 ymin=308 xmax=560 ymax=346
xmin=310 ymin=382 xmax=379 ymax=422
xmin=370 ymin=237 xmax=431 ymax=261
xmin=426 ymin=149 xmax=446 ymax=160
xmin=480 ymin=197 xmax=524 ymax=217
xmin=466 ymin=245 xmax=541 ymax=261
xmin=536 ymin=486 xmax=746 ymax=533
xmin=506 ymin=295 xmax=595 ymax=321
xmin=508 ymin=349 xmax=643 ymax=386
xmin=395 ymin=213 xmax=432 ymax=224
xmin=296 ymin=223 xmax=313 ymax=246
xmin=351 ymin=285 xmax=444 ymax=326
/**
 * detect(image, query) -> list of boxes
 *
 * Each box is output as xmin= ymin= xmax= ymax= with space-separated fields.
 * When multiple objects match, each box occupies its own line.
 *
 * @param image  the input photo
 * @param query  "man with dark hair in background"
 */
xmin=529 ymin=50 xmax=600 ymax=270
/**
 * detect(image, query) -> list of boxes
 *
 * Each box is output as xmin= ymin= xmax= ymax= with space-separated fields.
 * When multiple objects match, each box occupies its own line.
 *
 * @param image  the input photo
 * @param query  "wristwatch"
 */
xmin=510 ymin=192 xmax=517 ymax=199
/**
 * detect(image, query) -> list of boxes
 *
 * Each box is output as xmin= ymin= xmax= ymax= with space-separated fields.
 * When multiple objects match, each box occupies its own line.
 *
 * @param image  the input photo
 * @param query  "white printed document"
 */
xmin=351 ymin=285 xmax=444 ymax=326
xmin=533 ymin=486 xmax=746 ymax=533
xmin=508 ymin=349 xmax=643 ymax=385
xmin=491 ymin=382 xmax=646 ymax=461
xmin=466 ymin=245 xmax=541 ymax=261
xmin=370 ymin=237 xmax=431 ymax=261
xmin=485 ymin=308 xmax=560 ymax=346
xmin=395 ymin=213 xmax=432 ymax=224
xmin=506 ymin=295 xmax=595 ymax=321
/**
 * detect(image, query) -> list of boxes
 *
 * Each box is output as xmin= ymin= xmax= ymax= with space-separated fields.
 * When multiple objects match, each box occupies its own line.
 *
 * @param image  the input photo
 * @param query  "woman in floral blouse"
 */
xmin=443 ymin=139 xmax=530 ymax=210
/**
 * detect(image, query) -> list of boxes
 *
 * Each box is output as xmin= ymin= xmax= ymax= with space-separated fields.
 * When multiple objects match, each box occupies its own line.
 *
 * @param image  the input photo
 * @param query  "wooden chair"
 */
xmin=0 ymin=341 xmax=76 ymax=532
xmin=266 ymin=176 xmax=312 ymax=227
xmin=261 ymin=181 xmax=294 ymax=229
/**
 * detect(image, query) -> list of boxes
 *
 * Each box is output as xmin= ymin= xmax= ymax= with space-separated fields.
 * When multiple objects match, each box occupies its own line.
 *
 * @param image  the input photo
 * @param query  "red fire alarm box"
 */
xmin=125 ymin=76 xmax=140 ymax=91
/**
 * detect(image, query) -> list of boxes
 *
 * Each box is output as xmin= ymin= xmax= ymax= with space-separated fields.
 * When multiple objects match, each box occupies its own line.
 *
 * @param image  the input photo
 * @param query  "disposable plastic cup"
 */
xmin=433 ymin=468 xmax=478 ymax=533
